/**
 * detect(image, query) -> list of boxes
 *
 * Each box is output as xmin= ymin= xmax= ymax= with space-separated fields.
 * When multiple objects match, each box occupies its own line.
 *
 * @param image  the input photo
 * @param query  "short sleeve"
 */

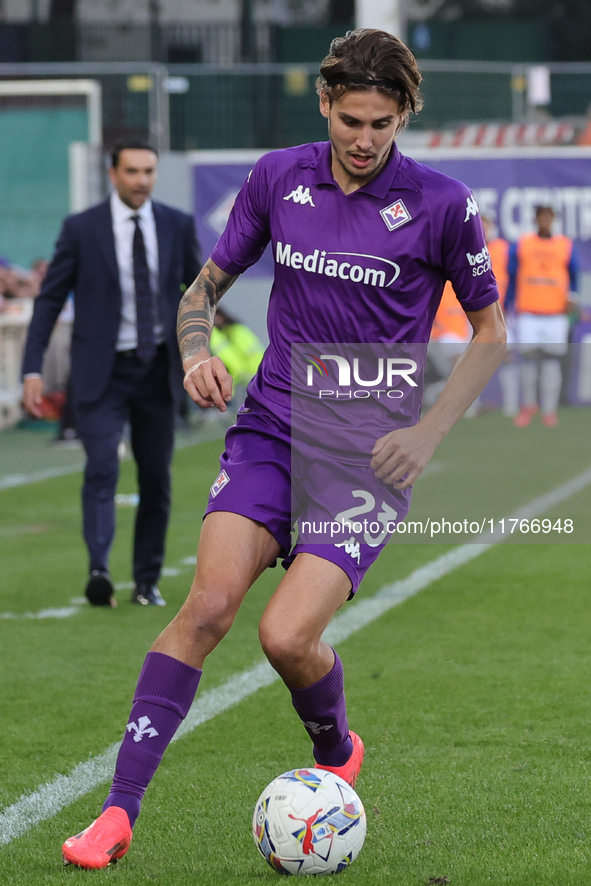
xmin=211 ymin=158 xmax=272 ymax=275
xmin=441 ymin=186 xmax=500 ymax=313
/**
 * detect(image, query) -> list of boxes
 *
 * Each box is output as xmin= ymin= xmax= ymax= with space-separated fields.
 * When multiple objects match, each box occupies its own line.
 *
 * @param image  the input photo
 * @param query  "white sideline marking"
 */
xmin=0 ymin=466 xmax=83 ymax=490
xmin=0 ymin=426 xmax=226 ymax=492
xmin=0 ymin=568 xmax=195 ymax=622
xmin=1 ymin=465 xmax=590 ymax=846
xmin=0 ymin=597 xmax=89 ymax=621
xmin=0 ymin=607 xmax=80 ymax=621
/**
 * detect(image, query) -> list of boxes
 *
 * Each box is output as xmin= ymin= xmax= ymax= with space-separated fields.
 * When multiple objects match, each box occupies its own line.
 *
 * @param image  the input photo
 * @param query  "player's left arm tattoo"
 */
xmin=177 ymin=260 xmax=238 ymax=362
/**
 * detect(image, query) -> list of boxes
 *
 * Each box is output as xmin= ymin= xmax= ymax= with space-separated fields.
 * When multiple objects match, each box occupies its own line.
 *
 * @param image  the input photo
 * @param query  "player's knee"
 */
xmin=177 ymin=583 xmax=240 ymax=646
xmin=258 ymin=620 xmax=310 ymax=673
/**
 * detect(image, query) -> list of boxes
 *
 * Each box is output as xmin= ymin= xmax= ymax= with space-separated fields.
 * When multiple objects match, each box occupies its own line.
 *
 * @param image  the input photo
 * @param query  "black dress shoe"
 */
xmin=131 ymin=584 xmax=166 ymax=606
xmin=85 ymin=570 xmax=116 ymax=607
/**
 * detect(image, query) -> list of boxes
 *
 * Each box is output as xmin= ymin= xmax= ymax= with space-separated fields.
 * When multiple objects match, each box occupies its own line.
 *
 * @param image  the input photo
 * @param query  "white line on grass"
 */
xmin=0 ymin=606 xmax=81 ymax=621
xmin=0 ymin=426 xmax=226 ymax=492
xmin=1 ymin=465 xmax=590 ymax=846
xmin=0 ymin=573 xmax=194 ymax=621
xmin=0 ymin=465 xmax=83 ymax=490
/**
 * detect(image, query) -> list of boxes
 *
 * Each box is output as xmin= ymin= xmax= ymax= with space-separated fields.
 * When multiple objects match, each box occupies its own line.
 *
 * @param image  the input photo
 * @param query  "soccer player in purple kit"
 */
xmin=62 ymin=28 xmax=506 ymax=869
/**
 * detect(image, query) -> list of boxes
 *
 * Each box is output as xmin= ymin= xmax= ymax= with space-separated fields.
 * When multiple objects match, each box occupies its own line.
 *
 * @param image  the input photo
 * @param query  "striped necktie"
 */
xmin=132 ymin=214 xmax=157 ymax=362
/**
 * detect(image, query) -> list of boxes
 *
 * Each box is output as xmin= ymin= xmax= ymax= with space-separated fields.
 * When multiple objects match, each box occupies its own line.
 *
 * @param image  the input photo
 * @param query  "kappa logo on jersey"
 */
xmin=464 ymin=194 xmax=479 ymax=222
xmin=210 ymin=469 xmax=230 ymax=498
xmin=284 ymin=185 xmax=316 ymax=207
xmin=380 ymin=199 xmax=412 ymax=231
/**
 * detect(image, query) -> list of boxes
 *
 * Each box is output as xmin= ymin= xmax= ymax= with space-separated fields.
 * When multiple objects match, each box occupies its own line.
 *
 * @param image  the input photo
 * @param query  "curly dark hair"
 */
xmin=316 ymin=29 xmax=423 ymax=129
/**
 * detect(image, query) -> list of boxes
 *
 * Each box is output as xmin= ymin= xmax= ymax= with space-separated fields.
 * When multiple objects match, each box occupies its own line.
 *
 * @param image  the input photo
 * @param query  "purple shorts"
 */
xmin=204 ymin=409 xmax=411 ymax=595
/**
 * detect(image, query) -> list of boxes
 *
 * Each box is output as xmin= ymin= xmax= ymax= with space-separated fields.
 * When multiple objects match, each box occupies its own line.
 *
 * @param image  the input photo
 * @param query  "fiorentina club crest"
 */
xmin=210 ymin=469 xmax=230 ymax=498
xmin=380 ymin=199 xmax=412 ymax=231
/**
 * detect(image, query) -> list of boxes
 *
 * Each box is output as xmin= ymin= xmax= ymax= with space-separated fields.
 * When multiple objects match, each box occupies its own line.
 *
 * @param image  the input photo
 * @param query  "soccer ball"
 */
xmin=252 ymin=768 xmax=366 ymax=875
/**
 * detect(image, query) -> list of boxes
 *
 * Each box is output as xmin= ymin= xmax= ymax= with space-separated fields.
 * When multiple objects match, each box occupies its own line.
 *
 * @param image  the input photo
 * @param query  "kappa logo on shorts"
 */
xmin=210 ymin=469 xmax=230 ymax=498
xmin=334 ymin=536 xmax=361 ymax=564
xmin=380 ymin=199 xmax=412 ymax=231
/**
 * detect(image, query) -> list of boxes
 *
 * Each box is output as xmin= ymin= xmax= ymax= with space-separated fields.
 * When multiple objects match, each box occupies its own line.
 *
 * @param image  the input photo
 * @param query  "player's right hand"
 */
xmin=183 ymin=355 xmax=233 ymax=412
xmin=22 ymin=376 xmax=45 ymax=419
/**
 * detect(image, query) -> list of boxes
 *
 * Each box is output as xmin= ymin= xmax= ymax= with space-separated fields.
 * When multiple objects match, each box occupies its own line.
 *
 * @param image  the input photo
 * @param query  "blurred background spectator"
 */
xmin=508 ymin=204 xmax=579 ymax=428
xmin=0 ymin=256 xmax=40 ymax=312
xmin=210 ymin=306 xmax=264 ymax=397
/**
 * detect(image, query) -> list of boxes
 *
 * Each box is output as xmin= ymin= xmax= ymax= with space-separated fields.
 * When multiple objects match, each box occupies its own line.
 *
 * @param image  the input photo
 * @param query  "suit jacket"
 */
xmin=22 ymin=198 xmax=202 ymax=405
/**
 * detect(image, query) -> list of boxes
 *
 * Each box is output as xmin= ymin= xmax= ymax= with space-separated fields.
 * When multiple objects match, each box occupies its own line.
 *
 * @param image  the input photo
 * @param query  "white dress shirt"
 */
xmin=110 ymin=191 xmax=163 ymax=351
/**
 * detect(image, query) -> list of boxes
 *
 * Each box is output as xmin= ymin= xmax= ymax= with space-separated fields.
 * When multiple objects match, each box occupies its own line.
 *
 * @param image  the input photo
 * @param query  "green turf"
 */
xmin=1 ymin=410 xmax=590 ymax=884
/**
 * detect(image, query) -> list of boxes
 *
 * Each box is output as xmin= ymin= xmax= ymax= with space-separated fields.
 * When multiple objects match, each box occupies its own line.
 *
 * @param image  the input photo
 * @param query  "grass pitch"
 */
xmin=0 ymin=410 xmax=590 ymax=885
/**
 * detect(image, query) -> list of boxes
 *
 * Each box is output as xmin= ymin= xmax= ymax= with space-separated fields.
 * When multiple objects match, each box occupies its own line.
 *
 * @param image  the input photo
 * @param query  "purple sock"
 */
xmin=103 ymin=651 xmax=202 ymax=827
xmin=290 ymin=649 xmax=353 ymax=767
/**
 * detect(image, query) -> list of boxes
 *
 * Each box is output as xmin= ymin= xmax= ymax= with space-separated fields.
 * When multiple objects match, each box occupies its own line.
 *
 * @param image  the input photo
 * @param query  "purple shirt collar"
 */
xmin=310 ymin=141 xmax=415 ymax=198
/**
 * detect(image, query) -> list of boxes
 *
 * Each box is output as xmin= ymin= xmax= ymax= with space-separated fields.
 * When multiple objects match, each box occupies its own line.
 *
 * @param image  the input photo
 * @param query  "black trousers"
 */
xmin=74 ymin=346 xmax=175 ymax=585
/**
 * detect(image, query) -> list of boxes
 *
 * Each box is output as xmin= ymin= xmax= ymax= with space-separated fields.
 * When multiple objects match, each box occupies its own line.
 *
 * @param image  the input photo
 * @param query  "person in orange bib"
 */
xmin=481 ymin=216 xmax=517 ymax=417
xmin=482 ymin=216 xmax=509 ymax=310
xmin=430 ymin=280 xmax=472 ymax=346
xmin=429 ymin=220 xmax=511 ymax=417
xmin=507 ymin=204 xmax=579 ymax=427
xmin=427 ymin=280 xmax=474 ymax=410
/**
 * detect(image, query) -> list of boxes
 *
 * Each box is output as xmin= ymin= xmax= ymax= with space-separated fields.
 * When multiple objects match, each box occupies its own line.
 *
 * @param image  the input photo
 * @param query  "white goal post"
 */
xmin=0 ymin=79 xmax=103 ymax=428
xmin=0 ymin=78 xmax=102 ymax=143
xmin=0 ymin=79 xmax=103 ymax=214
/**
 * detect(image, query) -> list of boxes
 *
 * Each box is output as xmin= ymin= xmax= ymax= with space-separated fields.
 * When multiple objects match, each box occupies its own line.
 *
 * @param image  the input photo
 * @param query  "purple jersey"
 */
xmin=212 ymin=141 xmax=498 ymax=422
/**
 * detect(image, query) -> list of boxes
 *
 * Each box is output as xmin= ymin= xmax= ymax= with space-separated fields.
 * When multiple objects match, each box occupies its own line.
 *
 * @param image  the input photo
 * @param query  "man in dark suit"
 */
xmin=22 ymin=141 xmax=201 ymax=608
